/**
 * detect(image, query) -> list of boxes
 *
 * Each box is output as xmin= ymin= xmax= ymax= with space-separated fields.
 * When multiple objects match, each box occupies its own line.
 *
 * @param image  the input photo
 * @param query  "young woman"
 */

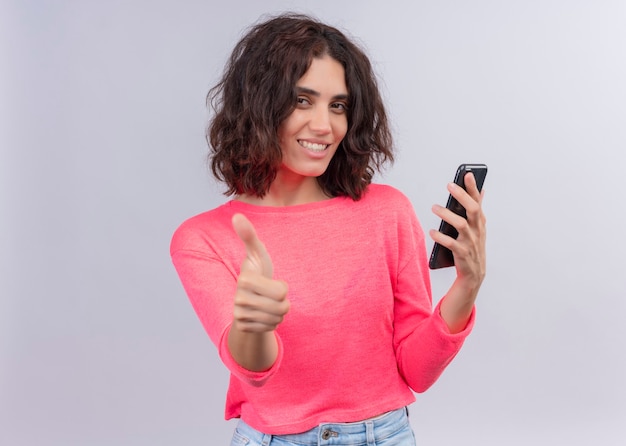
xmin=171 ymin=13 xmax=486 ymax=446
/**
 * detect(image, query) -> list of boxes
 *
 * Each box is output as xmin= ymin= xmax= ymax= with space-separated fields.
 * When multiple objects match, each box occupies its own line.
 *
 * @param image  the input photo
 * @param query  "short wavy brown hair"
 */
xmin=207 ymin=13 xmax=393 ymax=200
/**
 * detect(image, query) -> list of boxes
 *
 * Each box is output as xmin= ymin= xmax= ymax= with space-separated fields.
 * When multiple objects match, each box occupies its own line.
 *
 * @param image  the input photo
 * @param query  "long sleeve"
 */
xmin=390 ymin=198 xmax=474 ymax=393
xmin=170 ymin=217 xmax=284 ymax=386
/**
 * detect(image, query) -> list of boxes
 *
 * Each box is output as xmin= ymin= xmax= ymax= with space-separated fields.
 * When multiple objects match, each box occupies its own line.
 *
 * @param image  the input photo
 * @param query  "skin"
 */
xmin=228 ymin=55 xmax=487 ymax=372
xmin=238 ymin=55 xmax=349 ymax=207
xmin=228 ymin=213 xmax=289 ymax=371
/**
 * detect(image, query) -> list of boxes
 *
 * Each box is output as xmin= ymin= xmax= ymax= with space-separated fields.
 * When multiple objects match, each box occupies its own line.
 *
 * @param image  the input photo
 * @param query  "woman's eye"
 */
xmin=331 ymin=102 xmax=348 ymax=112
xmin=296 ymin=97 xmax=311 ymax=106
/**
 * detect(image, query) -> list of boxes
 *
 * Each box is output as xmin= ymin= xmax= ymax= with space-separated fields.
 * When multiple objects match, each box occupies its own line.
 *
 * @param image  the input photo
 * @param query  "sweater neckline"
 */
xmin=226 ymin=195 xmax=351 ymax=214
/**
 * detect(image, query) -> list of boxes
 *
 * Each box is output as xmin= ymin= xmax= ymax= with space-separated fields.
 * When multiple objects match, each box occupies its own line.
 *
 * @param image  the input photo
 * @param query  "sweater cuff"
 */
xmin=433 ymin=299 xmax=476 ymax=337
xmin=218 ymin=323 xmax=284 ymax=387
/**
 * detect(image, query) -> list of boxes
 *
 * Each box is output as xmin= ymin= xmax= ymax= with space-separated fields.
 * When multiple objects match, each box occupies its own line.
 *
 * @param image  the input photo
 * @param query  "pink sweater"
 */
xmin=170 ymin=184 xmax=474 ymax=435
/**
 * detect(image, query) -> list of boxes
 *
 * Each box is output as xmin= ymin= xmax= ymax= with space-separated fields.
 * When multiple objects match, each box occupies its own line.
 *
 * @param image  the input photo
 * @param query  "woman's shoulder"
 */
xmin=364 ymin=183 xmax=413 ymax=208
xmin=366 ymin=182 xmax=405 ymax=197
xmin=170 ymin=202 xmax=236 ymax=254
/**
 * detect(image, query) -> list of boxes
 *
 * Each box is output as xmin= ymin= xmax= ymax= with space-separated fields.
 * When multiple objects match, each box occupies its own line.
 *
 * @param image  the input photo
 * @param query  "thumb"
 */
xmin=232 ymin=213 xmax=274 ymax=278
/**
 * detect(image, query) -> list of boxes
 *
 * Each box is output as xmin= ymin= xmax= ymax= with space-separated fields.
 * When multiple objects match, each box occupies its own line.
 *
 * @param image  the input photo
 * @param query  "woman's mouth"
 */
xmin=298 ymin=140 xmax=329 ymax=152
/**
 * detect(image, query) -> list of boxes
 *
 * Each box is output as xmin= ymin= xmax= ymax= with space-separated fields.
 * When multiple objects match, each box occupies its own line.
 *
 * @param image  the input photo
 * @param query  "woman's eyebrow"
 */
xmin=296 ymin=86 xmax=348 ymax=101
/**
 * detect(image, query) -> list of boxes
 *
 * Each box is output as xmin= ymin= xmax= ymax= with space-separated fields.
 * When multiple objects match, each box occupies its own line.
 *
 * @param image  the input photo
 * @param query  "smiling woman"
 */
xmin=270 ymin=55 xmax=349 ymax=205
xmin=207 ymin=13 xmax=393 ymax=202
xmin=170 ymin=12 xmax=487 ymax=446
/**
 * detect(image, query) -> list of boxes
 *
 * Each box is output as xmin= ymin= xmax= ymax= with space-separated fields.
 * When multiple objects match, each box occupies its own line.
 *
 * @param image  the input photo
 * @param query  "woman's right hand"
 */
xmin=231 ymin=213 xmax=290 ymax=332
xmin=228 ymin=213 xmax=289 ymax=371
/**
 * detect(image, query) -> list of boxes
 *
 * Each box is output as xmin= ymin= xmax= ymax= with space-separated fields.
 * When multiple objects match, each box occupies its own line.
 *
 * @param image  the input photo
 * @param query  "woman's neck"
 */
xmin=237 ymin=175 xmax=330 ymax=207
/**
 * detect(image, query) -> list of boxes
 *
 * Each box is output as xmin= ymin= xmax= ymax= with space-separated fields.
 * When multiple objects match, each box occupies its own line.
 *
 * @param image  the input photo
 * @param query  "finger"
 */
xmin=234 ymin=285 xmax=290 ymax=331
xmin=459 ymin=178 xmax=486 ymax=227
xmin=234 ymin=320 xmax=281 ymax=333
xmin=463 ymin=172 xmax=482 ymax=202
xmin=233 ymin=303 xmax=288 ymax=327
xmin=447 ymin=182 xmax=482 ymax=224
xmin=432 ymin=204 xmax=469 ymax=234
xmin=237 ymin=272 xmax=288 ymax=301
xmin=232 ymin=213 xmax=263 ymax=254
xmin=234 ymin=293 xmax=290 ymax=320
xmin=232 ymin=213 xmax=274 ymax=278
xmin=429 ymin=228 xmax=461 ymax=254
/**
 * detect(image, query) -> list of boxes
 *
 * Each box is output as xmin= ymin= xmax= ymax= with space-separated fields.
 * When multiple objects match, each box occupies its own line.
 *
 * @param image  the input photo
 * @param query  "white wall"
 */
xmin=2 ymin=0 xmax=625 ymax=444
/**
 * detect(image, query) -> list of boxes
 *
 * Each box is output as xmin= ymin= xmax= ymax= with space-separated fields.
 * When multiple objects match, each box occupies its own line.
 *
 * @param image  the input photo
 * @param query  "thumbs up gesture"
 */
xmin=231 ymin=213 xmax=290 ymax=333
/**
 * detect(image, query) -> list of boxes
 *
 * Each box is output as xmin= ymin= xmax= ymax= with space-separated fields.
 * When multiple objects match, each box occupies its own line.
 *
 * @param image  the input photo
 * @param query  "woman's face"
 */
xmin=277 ymin=55 xmax=348 ymax=183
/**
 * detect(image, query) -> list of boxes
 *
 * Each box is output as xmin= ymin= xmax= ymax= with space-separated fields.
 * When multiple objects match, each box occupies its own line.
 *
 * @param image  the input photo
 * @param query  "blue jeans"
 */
xmin=230 ymin=407 xmax=416 ymax=445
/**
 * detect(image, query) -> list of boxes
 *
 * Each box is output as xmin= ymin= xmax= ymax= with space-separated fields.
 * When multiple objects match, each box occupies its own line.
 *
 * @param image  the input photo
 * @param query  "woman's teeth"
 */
xmin=299 ymin=140 xmax=328 ymax=152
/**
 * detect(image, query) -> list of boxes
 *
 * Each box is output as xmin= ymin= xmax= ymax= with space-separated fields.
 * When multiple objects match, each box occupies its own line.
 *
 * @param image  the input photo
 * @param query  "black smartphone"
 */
xmin=429 ymin=163 xmax=488 ymax=269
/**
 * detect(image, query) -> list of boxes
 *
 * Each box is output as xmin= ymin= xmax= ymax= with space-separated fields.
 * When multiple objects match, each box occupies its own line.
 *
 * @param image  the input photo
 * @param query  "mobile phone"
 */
xmin=428 ymin=163 xmax=488 ymax=269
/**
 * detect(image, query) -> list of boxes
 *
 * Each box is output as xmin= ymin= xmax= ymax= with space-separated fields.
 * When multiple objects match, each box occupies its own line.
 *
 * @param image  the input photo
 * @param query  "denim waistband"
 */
xmin=234 ymin=407 xmax=411 ymax=445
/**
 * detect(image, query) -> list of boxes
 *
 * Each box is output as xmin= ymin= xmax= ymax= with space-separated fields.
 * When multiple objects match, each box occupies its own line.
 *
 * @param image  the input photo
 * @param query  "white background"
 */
xmin=2 ymin=0 xmax=625 ymax=444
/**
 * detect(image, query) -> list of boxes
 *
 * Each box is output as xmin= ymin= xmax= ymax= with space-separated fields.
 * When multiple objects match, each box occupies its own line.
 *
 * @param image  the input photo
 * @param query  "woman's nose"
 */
xmin=309 ymin=107 xmax=332 ymax=134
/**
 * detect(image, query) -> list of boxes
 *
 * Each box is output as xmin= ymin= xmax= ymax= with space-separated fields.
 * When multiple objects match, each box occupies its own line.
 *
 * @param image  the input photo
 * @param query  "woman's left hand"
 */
xmin=430 ymin=172 xmax=487 ymax=332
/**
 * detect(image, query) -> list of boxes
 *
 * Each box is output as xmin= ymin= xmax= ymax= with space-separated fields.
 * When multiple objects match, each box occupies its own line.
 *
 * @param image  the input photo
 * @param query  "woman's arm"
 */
xmin=228 ymin=213 xmax=290 ymax=371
